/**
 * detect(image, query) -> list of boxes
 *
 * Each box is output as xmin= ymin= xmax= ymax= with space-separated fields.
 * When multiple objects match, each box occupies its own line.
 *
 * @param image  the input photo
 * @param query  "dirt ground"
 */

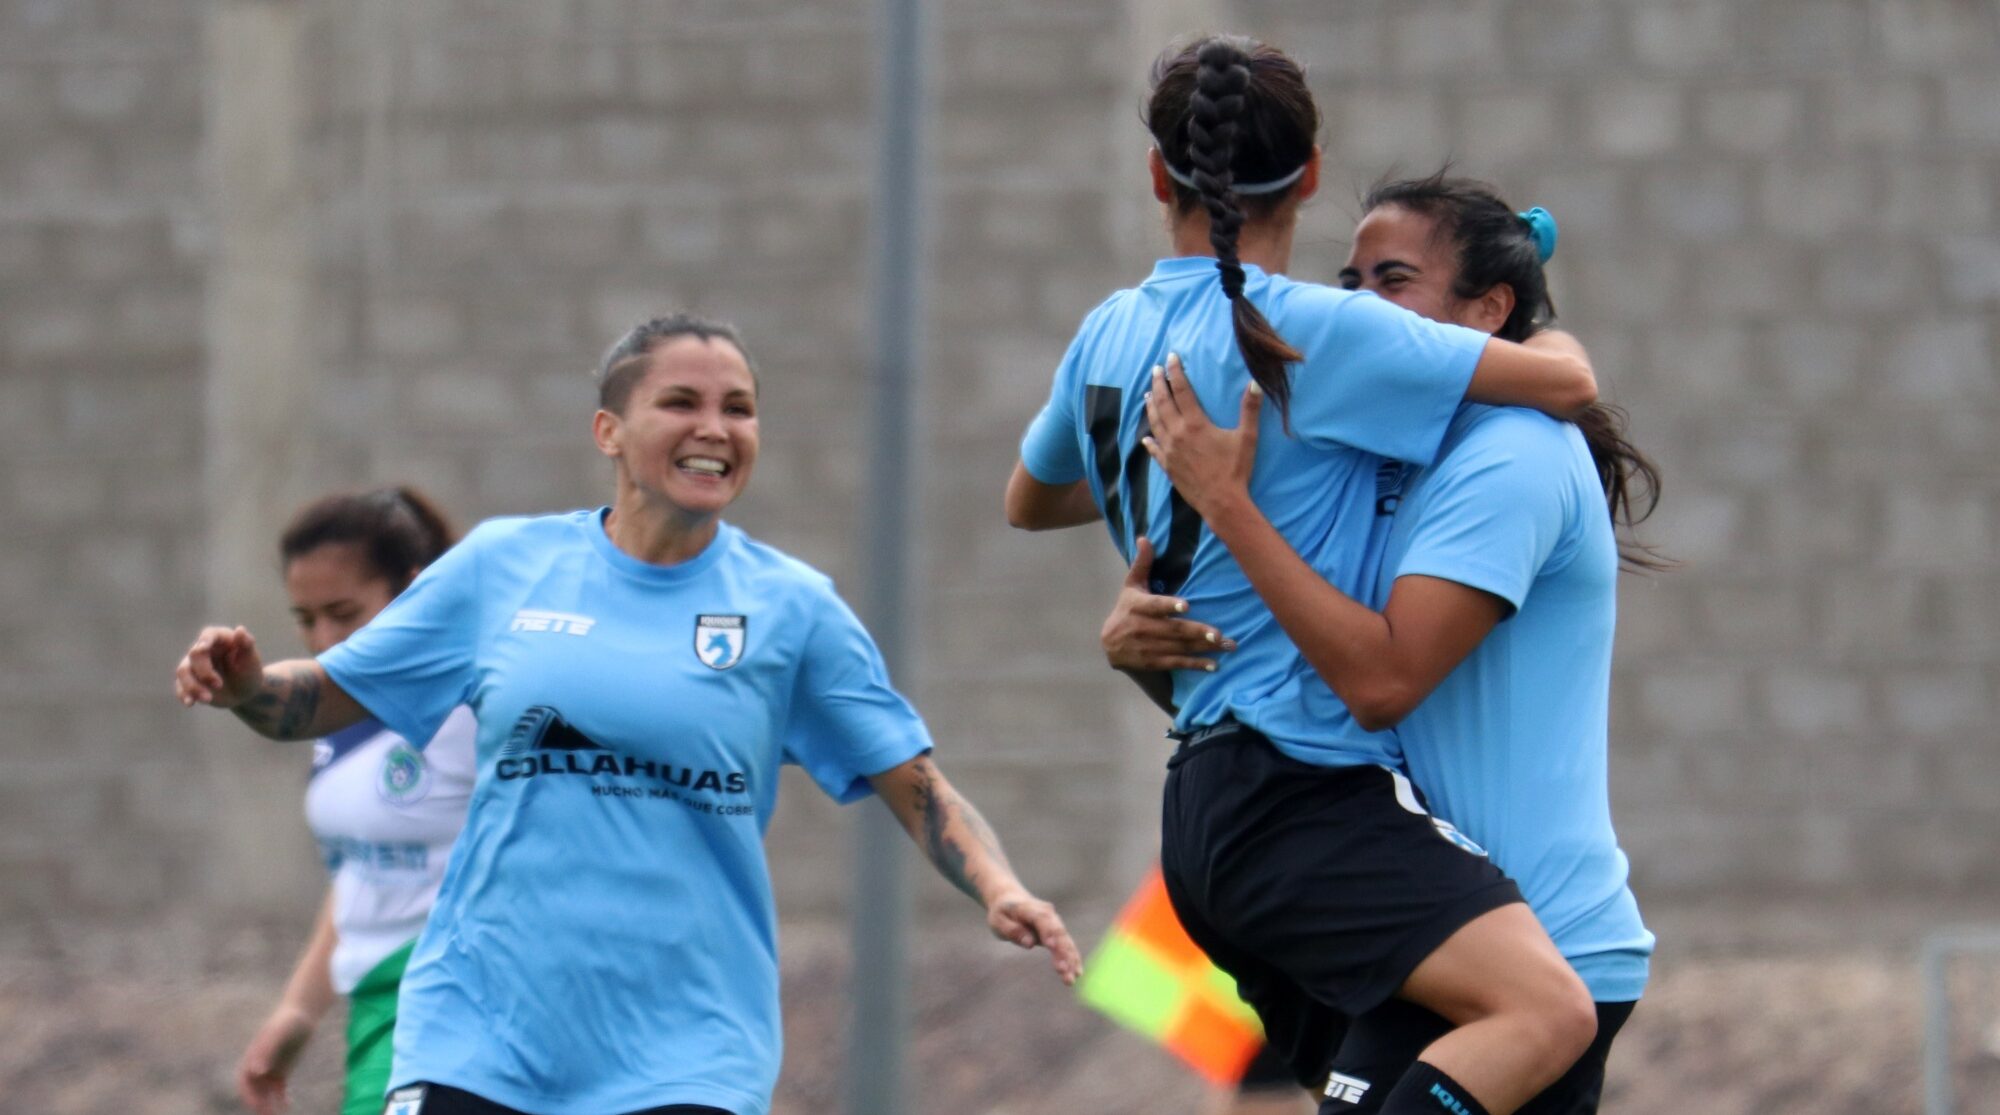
xmin=7 ymin=899 xmax=2000 ymax=1115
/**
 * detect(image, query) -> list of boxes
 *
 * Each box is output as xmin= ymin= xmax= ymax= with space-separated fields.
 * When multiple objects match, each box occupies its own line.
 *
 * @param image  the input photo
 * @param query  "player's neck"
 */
xmin=1166 ymin=216 xmax=1295 ymax=276
xmin=603 ymin=489 xmax=719 ymax=567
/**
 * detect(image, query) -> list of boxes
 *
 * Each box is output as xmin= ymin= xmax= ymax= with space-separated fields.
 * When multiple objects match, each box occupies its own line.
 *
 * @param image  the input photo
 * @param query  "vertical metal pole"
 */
xmin=201 ymin=0 xmax=323 ymax=910
xmin=1925 ymin=935 xmax=1951 ymax=1115
xmin=849 ymin=0 xmax=926 ymax=1113
xmin=1919 ymin=929 xmax=2000 ymax=1115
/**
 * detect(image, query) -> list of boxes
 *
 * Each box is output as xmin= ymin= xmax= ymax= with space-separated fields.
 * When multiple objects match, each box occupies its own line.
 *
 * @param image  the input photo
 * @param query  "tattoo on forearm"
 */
xmin=232 ymin=666 xmax=323 ymax=741
xmin=909 ymin=759 xmax=1012 ymax=903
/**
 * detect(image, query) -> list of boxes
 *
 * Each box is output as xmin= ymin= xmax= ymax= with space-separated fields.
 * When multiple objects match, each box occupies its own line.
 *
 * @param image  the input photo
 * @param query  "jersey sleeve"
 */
xmin=1392 ymin=414 xmax=1576 ymax=612
xmin=783 ymin=585 xmax=936 ymax=803
xmin=1017 ymin=329 xmax=1089 ymax=484
xmin=1284 ymin=289 xmax=1487 ymax=466
xmin=318 ymin=526 xmax=487 ymax=749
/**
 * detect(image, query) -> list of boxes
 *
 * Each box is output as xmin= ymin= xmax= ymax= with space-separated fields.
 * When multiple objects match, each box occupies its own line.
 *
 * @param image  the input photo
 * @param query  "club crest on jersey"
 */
xmin=695 ymin=614 xmax=747 ymax=670
xmin=377 ymin=741 xmax=431 ymax=805
xmin=385 ymin=1084 xmax=426 ymax=1115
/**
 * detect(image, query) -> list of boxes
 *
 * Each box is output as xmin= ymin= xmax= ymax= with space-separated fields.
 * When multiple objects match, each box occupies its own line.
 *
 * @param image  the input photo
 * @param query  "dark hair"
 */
xmin=1364 ymin=172 xmax=1671 ymax=572
xmin=1146 ymin=36 xmax=1319 ymax=425
xmin=279 ymin=486 xmax=458 ymax=593
xmin=595 ymin=312 xmax=756 ymax=414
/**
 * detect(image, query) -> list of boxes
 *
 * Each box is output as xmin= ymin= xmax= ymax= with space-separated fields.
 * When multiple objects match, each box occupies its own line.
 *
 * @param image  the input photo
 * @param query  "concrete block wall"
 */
xmin=2 ymin=0 xmax=1995 ymax=937
xmin=0 ymin=0 xmax=212 ymax=926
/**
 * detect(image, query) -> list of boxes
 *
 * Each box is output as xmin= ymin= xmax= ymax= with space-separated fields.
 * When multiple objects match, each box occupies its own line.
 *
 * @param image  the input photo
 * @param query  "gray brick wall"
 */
xmin=3 ymin=0 xmax=1996 ymax=939
xmin=0 ymin=0 xmax=212 ymax=925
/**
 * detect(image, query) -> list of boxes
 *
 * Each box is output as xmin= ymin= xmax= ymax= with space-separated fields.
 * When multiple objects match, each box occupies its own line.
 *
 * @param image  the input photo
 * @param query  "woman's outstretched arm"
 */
xmin=869 ymin=753 xmax=1082 ymax=985
xmin=175 ymin=625 xmax=368 ymax=740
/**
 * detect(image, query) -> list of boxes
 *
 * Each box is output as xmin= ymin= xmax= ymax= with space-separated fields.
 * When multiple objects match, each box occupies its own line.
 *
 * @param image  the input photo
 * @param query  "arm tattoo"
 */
xmin=910 ymin=758 xmax=1012 ymax=903
xmin=232 ymin=664 xmax=324 ymax=741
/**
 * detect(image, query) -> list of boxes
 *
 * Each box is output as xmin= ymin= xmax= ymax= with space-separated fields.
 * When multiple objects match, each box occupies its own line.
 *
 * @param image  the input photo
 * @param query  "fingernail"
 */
xmin=1248 ymin=382 xmax=1264 ymax=398
xmin=1205 ymin=631 xmax=1218 ymax=644
xmin=1222 ymin=640 xmax=1238 ymax=651
xmin=1204 ymin=662 xmax=1217 ymax=672
xmin=1174 ymin=600 xmax=1188 ymax=613
xmin=1168 ymin=352 xmax=1180 ymax=364
xmin=1151 ymin=364 xmax=1163 ymax=377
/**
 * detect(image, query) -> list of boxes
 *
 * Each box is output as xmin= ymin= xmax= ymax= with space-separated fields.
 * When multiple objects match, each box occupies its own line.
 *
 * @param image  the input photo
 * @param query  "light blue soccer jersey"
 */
xmin=1374 ymin=405 xmax=1654 ymax=1001
xmin=1020 ymin=257 xmax=1488 ymax=768
xmin=318 ymin=511 xmax=933 ymax=1115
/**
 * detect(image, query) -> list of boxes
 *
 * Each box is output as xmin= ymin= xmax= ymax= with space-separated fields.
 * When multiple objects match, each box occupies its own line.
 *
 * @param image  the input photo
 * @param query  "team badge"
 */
xmin=695 ymin=614 xmax=747 ymax=670
xmin=385 ymin=1084 xmax=426 ymax=1115
xmin=377 ymin=741 xmax=431 ymax=805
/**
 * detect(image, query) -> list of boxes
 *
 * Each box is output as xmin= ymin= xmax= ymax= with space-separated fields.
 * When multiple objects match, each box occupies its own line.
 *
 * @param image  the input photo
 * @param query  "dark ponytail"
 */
xmin=279 ymin=486 xmax=459 ymax=593
xmin=1364 ymin=171 xmax=1672 ymax=572
xmin=1569 ymin=403 xmax=1669 ymax=571
xmin=1148 ymin=36 xmax=1318 ymax=426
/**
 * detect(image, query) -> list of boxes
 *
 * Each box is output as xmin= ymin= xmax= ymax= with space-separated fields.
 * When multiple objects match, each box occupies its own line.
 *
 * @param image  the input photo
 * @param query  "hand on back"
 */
xmin=1140 ymin=353 xmax=1263 ymax=519
xmin=1099 ymin=537 xmax=1235 ymax=673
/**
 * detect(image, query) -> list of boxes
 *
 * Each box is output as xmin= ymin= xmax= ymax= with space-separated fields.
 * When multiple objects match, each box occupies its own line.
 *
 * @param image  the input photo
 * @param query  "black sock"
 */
xmin=1369 ymin=1061 xmax=1492 ymax=1115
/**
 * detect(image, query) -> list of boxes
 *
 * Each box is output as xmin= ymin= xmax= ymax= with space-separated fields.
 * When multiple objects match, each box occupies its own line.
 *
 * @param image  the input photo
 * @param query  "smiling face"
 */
xmin=1339 ymin=203 xmax=1463 ymax=322
xmin=592 ymin=334 xmax=760 ymax=520
xmin=1338 ymin=203 xmax=1512 ymax=334
xmin=285 ymin=543 xmax=398 ymax=655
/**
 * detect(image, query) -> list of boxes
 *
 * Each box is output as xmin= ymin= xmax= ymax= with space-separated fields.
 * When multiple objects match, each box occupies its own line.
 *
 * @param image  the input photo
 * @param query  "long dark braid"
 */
xmin=1149 ymin=37 xmax=1316 ymax=426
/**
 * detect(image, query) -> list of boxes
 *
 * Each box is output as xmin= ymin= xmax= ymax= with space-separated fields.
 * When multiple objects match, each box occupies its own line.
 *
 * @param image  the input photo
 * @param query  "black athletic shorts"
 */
xmin=1321 ymin=999 xmax=1636 ymax=1114
xmin=384 ymin=1082 xmax=733 ymax=1115
xmin=1239 ymin=1039 xmax=1310 ymax=1093
xmin=1159 ymin=723 xmax=1522 ymax=1089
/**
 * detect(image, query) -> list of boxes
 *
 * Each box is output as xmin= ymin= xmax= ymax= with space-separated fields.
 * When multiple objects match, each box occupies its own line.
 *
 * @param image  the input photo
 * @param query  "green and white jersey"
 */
xmin=306 ymin=707 xmax=476 ymax=994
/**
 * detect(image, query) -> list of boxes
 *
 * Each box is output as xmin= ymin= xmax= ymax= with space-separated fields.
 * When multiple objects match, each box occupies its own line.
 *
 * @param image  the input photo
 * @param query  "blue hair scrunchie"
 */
xmin=1518 ymin=206 xmax=1558 ymax=264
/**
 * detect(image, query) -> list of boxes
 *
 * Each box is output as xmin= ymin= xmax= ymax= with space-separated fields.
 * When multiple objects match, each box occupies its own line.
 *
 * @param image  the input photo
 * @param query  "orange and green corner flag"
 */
xmin=1076 ymin=865 xmax=1264 ymax=1085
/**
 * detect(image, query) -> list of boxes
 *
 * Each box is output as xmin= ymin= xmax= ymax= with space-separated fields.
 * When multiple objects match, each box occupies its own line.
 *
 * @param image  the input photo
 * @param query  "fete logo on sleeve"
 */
xmin=510 ymin=609 xmax=596 ymax=635
xmin=495 ymin=706 xmax=754 ymax=816
xmin=694 ymin=614 xmax=747 ymax=670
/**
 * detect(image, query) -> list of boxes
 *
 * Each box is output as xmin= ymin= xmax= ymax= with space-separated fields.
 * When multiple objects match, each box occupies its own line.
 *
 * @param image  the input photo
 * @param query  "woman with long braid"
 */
xmin=1008 ymin=37 xmax=1600 ymax=1115
xmin=1109 ymin=174 xmax=1663 ymax=1115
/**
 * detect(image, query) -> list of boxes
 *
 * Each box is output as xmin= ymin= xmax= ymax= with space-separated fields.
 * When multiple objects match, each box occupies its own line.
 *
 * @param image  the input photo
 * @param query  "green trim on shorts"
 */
xmin=343 ymin=940 xmax=415 ymax=1115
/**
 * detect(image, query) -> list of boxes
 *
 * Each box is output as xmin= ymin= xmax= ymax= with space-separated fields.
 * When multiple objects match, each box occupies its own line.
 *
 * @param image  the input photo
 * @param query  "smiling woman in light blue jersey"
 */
xmin=177 ymin=313 xmax=1081 ymax=1115
xmin=1348 ymin=176 xmax=1660 ymax=1005
xmin=1128 ymin=176 xmax=1665 ymax=1115
xmin=1008 ymin=36 xmax=1608 ymax=1115
xmin=1324 ymin=177 xmax=1660 ymax=1115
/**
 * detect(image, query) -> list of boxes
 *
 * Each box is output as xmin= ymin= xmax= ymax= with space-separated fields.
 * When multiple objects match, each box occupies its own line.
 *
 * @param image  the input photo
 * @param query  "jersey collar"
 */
xmin=584 ymin=507 xmax=735 ymax=584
